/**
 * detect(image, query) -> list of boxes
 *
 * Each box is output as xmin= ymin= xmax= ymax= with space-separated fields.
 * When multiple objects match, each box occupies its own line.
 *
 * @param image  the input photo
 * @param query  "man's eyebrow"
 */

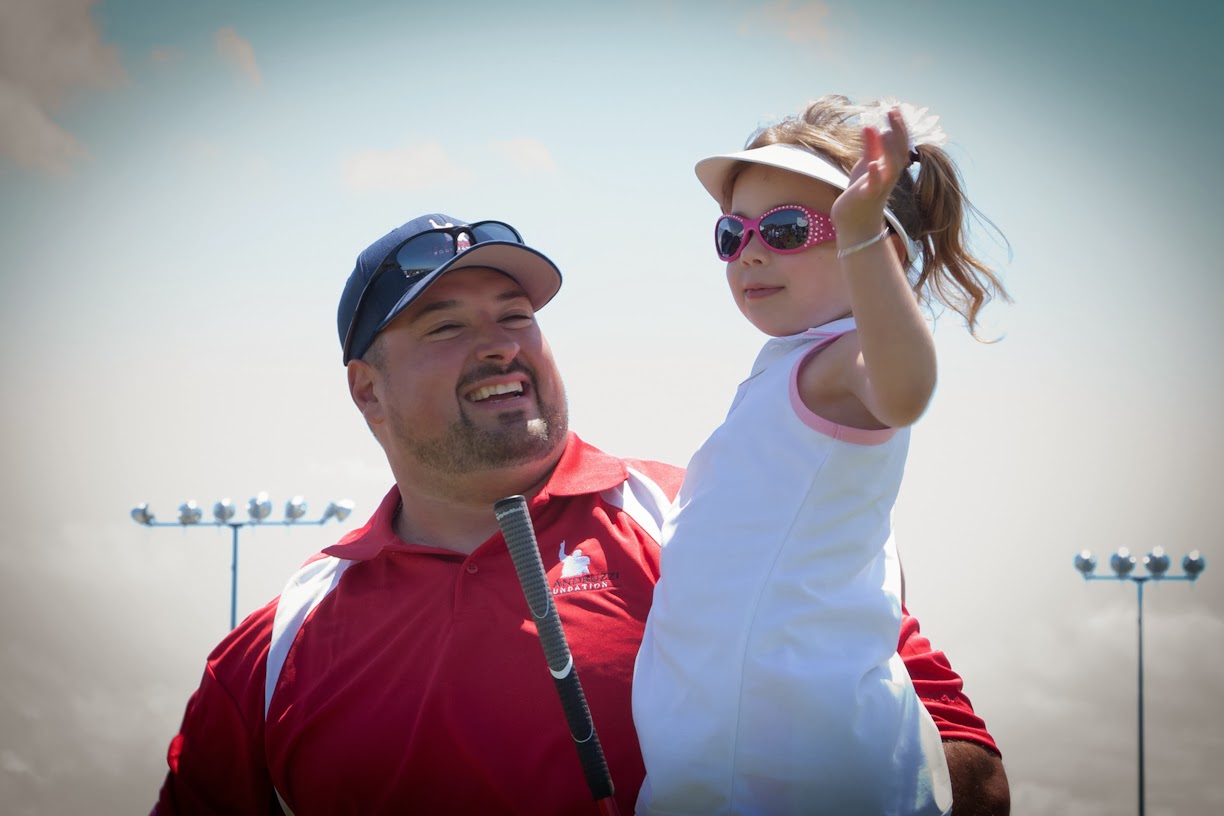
xmin=410 ymin=299 xmax=460 ymax=321
xmin=494 ymin=288 xmax=531 ymax=304
xmin=408 ymin=287 xmax=530 ymax=322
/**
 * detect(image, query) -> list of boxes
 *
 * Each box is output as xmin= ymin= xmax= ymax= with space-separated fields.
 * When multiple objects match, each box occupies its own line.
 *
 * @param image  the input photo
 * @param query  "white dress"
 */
xmin=633 ymin=318 xmax=951 ymax=815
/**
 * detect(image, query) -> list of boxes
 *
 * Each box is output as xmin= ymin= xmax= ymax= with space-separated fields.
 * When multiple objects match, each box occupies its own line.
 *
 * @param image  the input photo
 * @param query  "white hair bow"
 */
xmin=855 ymin=98 xmax=948 ymax=153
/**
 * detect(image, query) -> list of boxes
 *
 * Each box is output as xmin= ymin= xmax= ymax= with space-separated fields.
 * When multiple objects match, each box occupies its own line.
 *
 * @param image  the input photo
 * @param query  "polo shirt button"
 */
xmin=465 ymin=563 xmax=479 ymax=574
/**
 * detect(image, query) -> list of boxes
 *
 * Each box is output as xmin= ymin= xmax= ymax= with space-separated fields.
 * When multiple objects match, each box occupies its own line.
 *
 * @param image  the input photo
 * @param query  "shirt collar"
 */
xmin=802 ymin=316 xmax=857 ymax=337
xmin=322 ymin=432 xmax=626 ymax=561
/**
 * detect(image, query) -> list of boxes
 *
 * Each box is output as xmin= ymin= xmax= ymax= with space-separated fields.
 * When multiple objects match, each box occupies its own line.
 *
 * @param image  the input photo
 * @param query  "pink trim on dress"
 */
xmin=789 ymin=330 xmax=897 ymax=446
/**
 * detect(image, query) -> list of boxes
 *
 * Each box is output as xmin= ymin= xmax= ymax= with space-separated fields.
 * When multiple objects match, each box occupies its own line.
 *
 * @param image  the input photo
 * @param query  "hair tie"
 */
xmin=908 ymin=148 xmax=921 ymax=166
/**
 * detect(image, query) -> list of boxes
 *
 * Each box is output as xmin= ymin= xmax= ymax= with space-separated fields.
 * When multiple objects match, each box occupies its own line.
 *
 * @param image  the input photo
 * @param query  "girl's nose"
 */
xmin=738 ymin=230 xmax=768 ymax=265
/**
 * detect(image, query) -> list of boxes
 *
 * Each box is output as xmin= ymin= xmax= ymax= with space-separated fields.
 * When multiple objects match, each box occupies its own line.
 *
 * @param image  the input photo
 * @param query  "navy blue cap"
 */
xmin=337 ymin=213 xmax=562 ymax=364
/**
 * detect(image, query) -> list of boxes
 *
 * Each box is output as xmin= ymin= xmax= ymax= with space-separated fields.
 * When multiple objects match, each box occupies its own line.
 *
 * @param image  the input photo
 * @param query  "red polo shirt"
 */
xmin=154 ymin=433 xmax=997 ymax=815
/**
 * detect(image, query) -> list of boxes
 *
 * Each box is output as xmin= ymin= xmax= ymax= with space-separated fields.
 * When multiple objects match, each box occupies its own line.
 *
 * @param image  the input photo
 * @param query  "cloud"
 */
xmin=216 ymin=26 xmax=262 ymax=87
xmin=0 ymin=83 xmax=87 ymax=175
xmin=1 ymin=749 xmax=38 ymax=778
xmin=0 ymin=0 xmax=125 ymax=176
xmin=341 ymin=142 xmax=471 ymax=192
xmin=740 ymin=0 xmax=832 ymax=44
xmin=149 ymin=46 xmax=183 ymax=66
xmin=493 ymin=137 xmax=557 ymax=174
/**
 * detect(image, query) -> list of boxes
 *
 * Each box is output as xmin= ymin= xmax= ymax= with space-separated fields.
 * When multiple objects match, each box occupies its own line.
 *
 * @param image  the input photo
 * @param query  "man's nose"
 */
xmin=475 ymin=324 xmax=521 ymax=363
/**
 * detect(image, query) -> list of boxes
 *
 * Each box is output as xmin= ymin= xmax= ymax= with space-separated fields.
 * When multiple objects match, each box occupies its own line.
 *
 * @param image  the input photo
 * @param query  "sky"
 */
xmin=1 ymin=0 xmax=1221 ymax=813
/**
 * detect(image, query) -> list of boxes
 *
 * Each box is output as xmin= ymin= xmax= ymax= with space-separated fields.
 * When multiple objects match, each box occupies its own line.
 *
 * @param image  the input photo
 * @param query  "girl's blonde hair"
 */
xmin=722 ymin=94 xmax=1010 ymax=335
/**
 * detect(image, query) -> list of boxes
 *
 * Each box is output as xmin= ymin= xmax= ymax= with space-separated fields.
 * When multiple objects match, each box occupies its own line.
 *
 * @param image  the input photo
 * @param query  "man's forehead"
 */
xmin=408 ymin=267 xmax=530 ymax=313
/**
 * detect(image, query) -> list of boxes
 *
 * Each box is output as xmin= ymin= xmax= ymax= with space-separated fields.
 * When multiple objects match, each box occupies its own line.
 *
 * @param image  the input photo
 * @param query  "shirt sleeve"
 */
xmin=898 ymin=611 xmax=1001 ymax=757
xmin=153 ymin=606 xmax=282 ymax=814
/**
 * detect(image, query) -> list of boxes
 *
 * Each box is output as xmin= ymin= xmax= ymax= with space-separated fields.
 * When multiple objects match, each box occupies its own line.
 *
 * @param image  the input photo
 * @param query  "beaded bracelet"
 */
xmin=836 ymin=229 xmax=889 ymax=259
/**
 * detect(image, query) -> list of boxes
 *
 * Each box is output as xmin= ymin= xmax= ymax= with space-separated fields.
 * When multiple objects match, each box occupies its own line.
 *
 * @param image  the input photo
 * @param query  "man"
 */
xmin=154 ymin=214 xmax=1009 ymax=815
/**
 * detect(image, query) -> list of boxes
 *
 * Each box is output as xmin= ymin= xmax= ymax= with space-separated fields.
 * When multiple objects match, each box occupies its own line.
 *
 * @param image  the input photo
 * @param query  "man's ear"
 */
xmin=348 ymin=359 xmax=385 ymax=426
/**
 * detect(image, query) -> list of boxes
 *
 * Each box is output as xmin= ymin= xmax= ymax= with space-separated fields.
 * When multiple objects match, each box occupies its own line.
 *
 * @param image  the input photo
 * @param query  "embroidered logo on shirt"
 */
xmin=558 ymin=540 xmax=591 ymax=577
xmin=551 ymin=539 xmax=616 ymax=595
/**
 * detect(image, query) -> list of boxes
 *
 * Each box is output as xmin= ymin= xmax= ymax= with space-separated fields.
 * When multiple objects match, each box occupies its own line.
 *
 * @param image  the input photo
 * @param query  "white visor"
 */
xmin=695 ymin=143 xmax=916 ymax=265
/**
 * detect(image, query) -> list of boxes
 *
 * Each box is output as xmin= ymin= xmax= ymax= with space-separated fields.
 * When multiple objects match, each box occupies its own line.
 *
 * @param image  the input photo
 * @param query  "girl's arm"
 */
xmin=829 ymin=109 xmax=937 ymax=429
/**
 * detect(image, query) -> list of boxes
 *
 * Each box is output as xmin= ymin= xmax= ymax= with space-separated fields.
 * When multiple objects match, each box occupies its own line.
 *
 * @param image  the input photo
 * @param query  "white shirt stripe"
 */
xmin=265 ymin=556 xmax=357 ymax=717
xmin=599 ymin=466 xmax=672 ymax=547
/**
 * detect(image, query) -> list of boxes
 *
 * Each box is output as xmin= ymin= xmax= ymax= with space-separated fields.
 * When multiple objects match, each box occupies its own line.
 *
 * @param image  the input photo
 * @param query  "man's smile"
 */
xmin=467 ymin=381 xmax=526 ymax=402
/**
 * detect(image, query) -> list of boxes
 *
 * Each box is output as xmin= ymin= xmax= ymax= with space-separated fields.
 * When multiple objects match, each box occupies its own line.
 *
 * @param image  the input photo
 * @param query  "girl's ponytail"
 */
xmin=910 ymin=143 xmax=1010 ymax=336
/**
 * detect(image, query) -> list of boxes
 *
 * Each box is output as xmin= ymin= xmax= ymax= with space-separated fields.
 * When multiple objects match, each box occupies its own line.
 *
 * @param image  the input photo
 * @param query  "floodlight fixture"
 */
xmin=1143 ymin=547 xmax=1170 ymax=578
xmin=1182 ymin=551 xmax=1206 ymax=580
xmin=285 ymin=496 xmax=308 ymax=522
xmin=177 ymin=500 xmax=203 ymax=525
xmin=1074 ymin=550 xmax=1097 ymax=577
xmin=247 ymin=492 xmax=272 ymax=522
xmin=1073 ymin=543 xmax=1208 ymax=816
xmin=1110 ymin=547 xmax=1137 ymax=578
xmin=213 ymin=498 xmax=236 ymax=524
xmin=321 ymin=499 xmax=355 ymax=523
xmin=132 ymin=492 xmax=357 ymax=630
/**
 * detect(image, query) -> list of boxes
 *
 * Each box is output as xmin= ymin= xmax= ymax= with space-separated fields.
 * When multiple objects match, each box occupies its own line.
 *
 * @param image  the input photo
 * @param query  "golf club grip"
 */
xmin=494 ymin=496 xmax=619 ymax=809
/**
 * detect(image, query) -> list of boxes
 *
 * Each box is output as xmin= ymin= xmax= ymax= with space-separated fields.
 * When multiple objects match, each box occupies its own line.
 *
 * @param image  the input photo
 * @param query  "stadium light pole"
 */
xmin=1073 ymin=546 xmax=1207 ymax=816
xmin=131 ymin=493 xmax=355 ymax=629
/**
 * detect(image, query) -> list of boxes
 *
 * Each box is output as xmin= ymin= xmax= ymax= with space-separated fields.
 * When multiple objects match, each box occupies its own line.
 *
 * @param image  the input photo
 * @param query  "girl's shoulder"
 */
xmin=794 ymin=330 xmax=886 ymax=432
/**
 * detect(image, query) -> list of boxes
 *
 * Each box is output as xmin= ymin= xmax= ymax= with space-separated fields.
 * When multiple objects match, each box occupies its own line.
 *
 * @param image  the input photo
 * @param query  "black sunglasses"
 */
xmin=342 ymin=220 xmax=524 ymax=363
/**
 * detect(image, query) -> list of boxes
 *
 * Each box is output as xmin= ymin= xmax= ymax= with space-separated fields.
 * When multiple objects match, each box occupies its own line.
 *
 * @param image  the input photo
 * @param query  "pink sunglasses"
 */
xmin=715 ymin=204 xmax=837 ymax=261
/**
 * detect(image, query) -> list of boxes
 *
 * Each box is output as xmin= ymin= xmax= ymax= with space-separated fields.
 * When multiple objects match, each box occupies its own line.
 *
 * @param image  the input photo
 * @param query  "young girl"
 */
xmin=632 ymin=95 xmax=1008 ymax=814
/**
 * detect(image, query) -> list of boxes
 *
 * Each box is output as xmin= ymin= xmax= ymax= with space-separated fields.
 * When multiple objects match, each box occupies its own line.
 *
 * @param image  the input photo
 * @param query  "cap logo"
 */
xmin=426 ymin=217 xmax=469 ymax=250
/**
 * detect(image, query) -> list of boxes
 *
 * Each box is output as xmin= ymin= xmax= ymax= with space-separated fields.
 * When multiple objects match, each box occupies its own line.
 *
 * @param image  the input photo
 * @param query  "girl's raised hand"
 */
xmin=830 ymin=107 xmax=909 ymax=238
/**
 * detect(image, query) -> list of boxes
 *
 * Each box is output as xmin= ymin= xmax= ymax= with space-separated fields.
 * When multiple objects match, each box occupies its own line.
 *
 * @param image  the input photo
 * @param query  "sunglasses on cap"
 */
xmin=341 ymin=220 xmax=524 ymax=363
xmin=715 ymin=204 xmax=837 ymax=262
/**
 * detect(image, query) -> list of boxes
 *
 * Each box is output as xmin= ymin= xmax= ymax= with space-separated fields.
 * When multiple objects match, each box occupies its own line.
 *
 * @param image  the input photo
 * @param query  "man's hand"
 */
xmin=944 ymin=740 xmax=1010 ymax=815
